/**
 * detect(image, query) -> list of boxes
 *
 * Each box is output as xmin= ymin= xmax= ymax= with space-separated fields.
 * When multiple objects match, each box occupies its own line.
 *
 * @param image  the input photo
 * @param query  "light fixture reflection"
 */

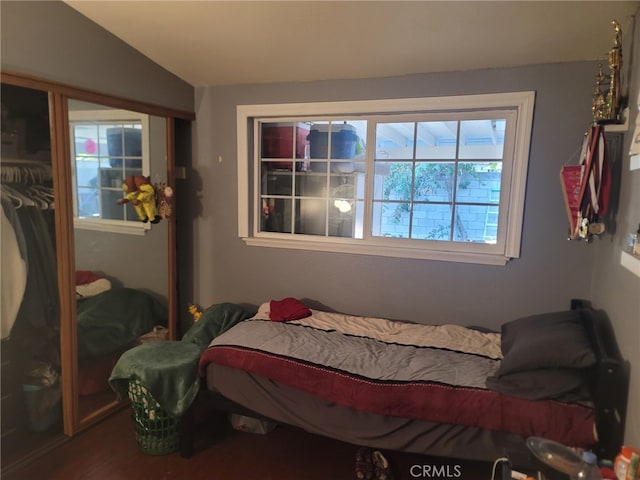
xmin=334 ymin=199 xmax=352 ymax=213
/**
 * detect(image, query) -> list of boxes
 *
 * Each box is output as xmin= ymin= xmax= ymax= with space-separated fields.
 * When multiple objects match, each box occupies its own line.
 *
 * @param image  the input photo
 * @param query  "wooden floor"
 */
xmin=3 ymin=408 xmax=496 ymax=480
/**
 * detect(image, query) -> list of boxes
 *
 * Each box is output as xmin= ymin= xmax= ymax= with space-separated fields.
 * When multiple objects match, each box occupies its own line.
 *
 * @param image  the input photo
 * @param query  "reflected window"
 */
xmin=69 ymin=109 xmax=150 ymax=234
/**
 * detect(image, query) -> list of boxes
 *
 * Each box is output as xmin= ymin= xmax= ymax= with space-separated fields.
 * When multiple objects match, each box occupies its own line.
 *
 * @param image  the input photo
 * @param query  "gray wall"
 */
xmin=1 ymin=0 xmax=193 ymax=113
xmin=191 ymin=62 xmax=598 ymax=329
xmin=591 ymin=11 xmax=640 ymax=448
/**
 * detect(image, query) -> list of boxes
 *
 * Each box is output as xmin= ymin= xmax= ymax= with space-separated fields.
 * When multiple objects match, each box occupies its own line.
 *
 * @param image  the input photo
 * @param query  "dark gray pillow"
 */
xmin=486 ymin=368 xmax=591 ymax=402
xmin=497 ymin=309 xmax=596 ymax=375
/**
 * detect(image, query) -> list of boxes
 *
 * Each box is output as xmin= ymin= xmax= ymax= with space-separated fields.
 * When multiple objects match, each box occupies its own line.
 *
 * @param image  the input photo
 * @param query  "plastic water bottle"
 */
xmin=571 ymin=451 xmax=602 ymax=480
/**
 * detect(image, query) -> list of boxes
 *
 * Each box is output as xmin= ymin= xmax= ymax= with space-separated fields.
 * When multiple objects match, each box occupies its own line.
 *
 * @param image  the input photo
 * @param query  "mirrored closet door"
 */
xmin=1 ymin=72 xmax=190 ymax=474
xmin=1 ymin=82 xmax=64 ymax=469
xmin=67 ymin=99 xmax=171 ymax=425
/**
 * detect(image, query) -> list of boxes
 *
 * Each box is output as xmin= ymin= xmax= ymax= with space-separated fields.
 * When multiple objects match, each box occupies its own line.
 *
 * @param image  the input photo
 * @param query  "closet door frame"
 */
xmin=1 ymin=71 xmax=193 ymax=436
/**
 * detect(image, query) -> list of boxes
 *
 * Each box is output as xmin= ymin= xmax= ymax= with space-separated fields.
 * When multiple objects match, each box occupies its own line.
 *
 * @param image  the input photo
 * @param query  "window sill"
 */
xmin=242 ymin=236 xmax=511 ymax=265
xmin=602 ymin=107 xmax=629 ymax=133
xmin=620 ymin=250 xmax=640 ymax=278
xmin=74 ymin=218 xmax=150 ymax=236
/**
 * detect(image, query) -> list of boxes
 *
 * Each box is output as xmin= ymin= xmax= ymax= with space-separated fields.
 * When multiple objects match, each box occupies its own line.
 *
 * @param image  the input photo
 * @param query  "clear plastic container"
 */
xmin=571 ymin=451 xmax=602 ymax=480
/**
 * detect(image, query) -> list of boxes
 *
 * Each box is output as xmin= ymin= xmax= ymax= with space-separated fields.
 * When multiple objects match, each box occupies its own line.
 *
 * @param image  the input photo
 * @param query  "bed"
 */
xmin=188 ymin=299 xmax=629 ymax=463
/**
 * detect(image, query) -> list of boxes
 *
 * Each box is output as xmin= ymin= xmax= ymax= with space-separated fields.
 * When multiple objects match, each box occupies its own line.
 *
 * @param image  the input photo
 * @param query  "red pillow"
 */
xmin=75 ymin=270 xmax=104 ymax=285
xmin=269 ymin=298 xmax=311 ymax=322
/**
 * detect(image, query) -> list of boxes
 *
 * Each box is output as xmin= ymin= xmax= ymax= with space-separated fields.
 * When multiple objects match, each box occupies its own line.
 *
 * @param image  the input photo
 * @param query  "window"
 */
xmin=69 ymin=109 xmax=150 ymax=235
xmin=237 ymin=92 xmax=535 ymax=265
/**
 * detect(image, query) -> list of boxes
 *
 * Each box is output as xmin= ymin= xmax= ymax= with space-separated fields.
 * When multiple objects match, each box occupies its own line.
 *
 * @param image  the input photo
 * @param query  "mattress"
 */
xmin=199 ymin=310 xmax=596 ymax=451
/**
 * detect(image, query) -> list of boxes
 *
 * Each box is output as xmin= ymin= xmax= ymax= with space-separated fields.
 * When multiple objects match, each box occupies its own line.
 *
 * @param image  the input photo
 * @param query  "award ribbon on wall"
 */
xmin=560 ymin=125 xmax=610 ymax=240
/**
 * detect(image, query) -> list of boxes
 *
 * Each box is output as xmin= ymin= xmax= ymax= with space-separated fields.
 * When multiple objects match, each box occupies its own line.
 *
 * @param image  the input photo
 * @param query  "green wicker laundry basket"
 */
xmin=128 ymin=378 xmax=179 ymax=455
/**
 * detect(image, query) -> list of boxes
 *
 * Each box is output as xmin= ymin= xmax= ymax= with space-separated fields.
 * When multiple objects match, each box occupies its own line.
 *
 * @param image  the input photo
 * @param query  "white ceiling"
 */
xmin=64 ymin=1 xmax=639 ymax=88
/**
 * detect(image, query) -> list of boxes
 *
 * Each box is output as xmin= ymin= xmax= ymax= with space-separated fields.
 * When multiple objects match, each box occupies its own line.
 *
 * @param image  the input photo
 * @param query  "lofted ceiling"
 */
xmin=64 ymin=1 xmax=639 ymax=88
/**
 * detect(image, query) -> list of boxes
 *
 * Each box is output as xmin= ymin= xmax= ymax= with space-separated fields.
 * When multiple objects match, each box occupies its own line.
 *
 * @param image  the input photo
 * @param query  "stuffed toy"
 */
xmin=117 ymin=175 xmax=161 ymax=224
xmin=154 ymin=182 xmax=174 ymax=220
xmin=188 ymin=304 xmax=202 ymax=322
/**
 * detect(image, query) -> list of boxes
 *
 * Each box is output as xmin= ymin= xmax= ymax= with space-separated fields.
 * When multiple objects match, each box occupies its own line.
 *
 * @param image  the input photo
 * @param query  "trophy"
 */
xmin=591 ymin=64 xmax=607 ymax=123
xmin=591 ymin=20 xmax=623 ymax=124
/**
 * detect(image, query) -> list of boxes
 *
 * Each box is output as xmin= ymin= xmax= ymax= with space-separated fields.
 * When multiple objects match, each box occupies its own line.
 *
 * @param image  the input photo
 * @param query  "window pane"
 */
xmin=124 ymin=202 xmax=138 ymax=222
xmin=100 ymin=167 xmax=122 ymax=188
xmin=76 ymin=187 xmax=99 ymax=218
xmin=411 ymin=204 xmax=452 ymax=240
xmin=329 ymin=174 xmax=356 ymax=197
xmin=263 ymin=159 xmax=295 ymax=172
xmin=76 ymin=157 xmax=99 ymax=188
xmin=328 ymin=203 xmax=354 ymax=238
xmin=330 ymin=160 xmax=358 ymax=173
xmin=261 ymin=198 xmax=292 ymax=233
xmin=262 ymin=171 xmax=293 ymax=196
xmin=308 ymin=120 xmax=363 ymax=160
xmin=458 ymin=119 xmax=505 ymax=159
xmin=261 ymin=122 xmax=310 ymax=159
xmin=297 ymin=173 xmax=326 ymax=197
xmin=74 ymin=125 xmax=100 ymax=156
xmin=456 ymin=162 xmax=502 ymax=204
xmin=101 ymin=189 xmax=125 ymax=220
xmin=106 ymin=126 xmax=142 ymax=168
xmin=453 ymin=205 xmax=499 ymax=243
xmin=124 ymin=158 xmax=143 ymax=173
xmin=353 ymin=201 xmax=365 ymax=239
xmin=309 ymin=160 xmax=328 ymax=173
xmin=376 ymin=122 xmax=415 ymax=159
xmin=416 ymin=121 xmax=458 ymax=159
xmin=374 ymin=161 xmax=412 ymax=201
xmin=372 ymin=201 xmax=410 ymax=238
xmin=296 ymin=198 xmax=326 ymax=236
xmin=414 ymin=162 xmax=454 ymax=202
xmin=328 ymin=175 xmax=356 ymax=238
xmin=348 ymin=120 xmax=367 ymax=160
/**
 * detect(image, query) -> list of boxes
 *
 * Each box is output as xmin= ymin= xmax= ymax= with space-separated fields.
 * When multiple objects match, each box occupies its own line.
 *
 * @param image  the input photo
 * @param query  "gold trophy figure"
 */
xmin=592 ymin=64 xmax=607 ymax=123
xmin=605 ymin=20 xmax=622 ymax=121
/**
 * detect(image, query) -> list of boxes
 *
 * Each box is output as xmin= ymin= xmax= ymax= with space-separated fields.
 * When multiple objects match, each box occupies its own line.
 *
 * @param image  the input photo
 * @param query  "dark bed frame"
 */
xmin=570 ymin=299 xmax=630 ymax=460
xmin=180 ymin=299 xmax=630 ymax=461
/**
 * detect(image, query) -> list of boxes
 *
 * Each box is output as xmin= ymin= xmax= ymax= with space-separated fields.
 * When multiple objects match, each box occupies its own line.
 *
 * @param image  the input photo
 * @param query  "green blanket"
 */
xmin=77 ymin=288 xmax=167 ymax=359
xmin=109 ymin=302 xmax=250 ymax=417
xmin=182 ymin=302 xmax=252 ymax=351
xmin=109 ymin=341 xmax=201 ymax=418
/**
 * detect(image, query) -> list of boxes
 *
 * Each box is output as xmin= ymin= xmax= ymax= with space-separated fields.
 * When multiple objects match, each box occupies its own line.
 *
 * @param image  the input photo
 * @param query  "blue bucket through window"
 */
xmin=308 ymin=124 xmax=358 ymax=160
xmin=107 ymin=127 xmax=142 ymax=168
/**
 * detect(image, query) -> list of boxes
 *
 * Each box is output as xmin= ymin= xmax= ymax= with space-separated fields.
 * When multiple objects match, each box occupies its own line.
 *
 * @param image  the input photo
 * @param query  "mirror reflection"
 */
xmin=68 ymin=100 xmax=170 ymax=421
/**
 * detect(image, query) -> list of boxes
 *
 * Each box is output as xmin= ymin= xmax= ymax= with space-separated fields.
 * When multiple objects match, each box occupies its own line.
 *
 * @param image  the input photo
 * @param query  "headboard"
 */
xmin=571 ymin=299 xmax=630 ymax=460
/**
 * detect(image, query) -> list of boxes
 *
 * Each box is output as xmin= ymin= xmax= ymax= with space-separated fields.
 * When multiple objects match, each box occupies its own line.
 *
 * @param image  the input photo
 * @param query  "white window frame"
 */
xmin=237 ymin=92 xmax=535 ymax=265
xmin=69 ymin=109 xmax=150 ymax=235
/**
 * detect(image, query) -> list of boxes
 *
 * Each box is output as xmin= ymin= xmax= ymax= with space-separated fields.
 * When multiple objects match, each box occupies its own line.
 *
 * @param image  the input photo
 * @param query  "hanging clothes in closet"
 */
xmin=1 ymin=159 xmax=59 ymax=367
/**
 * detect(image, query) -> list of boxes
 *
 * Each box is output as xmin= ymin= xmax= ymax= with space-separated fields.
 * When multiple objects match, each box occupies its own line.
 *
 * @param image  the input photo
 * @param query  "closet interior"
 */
xmin=1 ymin=83 xmax=65 ymax=469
